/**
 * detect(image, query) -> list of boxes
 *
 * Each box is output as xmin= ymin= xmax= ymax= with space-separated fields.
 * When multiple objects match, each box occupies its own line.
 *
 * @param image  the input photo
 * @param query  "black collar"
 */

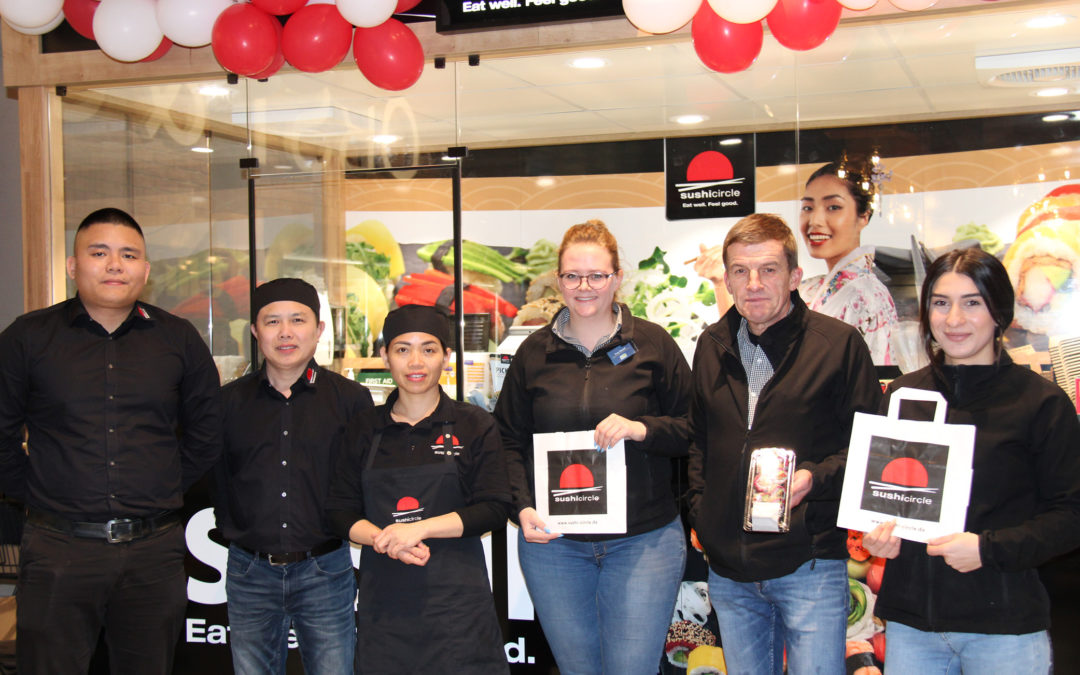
xmin=721 ymin=290 xmax=807 ymax=366
xmin=258 ymin=359 xmax=321 ymax=399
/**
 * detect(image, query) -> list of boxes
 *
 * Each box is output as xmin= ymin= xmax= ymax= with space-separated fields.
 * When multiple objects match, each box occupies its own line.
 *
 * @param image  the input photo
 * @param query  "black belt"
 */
xmin=27 ymin=508 xmax=181 ymax=544
xmin=236 ymin=539 xmax=343 ymax=566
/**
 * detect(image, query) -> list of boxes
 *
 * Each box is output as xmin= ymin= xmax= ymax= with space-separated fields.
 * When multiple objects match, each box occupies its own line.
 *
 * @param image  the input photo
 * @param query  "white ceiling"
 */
xmin=82 ymin=1 xmax=1080 ymax=155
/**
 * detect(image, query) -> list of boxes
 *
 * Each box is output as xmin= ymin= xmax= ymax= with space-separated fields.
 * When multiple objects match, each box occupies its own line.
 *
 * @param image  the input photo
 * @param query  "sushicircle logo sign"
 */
xmin=665 ymin=134 xmax=756 ymax=221
xmin=393 ymin=496 xmax=425 ymax=523
xmin=547 ymin=449 xmax=607 ymax=515
xmin=860 ymin=436 xmax=948 ymax=521
xmin=436 ymin=0 xmax=622 ymax=32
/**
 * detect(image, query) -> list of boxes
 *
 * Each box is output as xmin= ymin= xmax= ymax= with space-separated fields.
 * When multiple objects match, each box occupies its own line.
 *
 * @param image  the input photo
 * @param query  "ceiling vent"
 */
xmin=975 ymin=47 xmax=1080 ymax=87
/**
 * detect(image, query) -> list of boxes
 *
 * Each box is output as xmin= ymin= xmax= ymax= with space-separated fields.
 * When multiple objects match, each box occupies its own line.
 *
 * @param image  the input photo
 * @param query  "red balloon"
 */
xmin=766 ymin=0 xmax=842 ymax=51
xmin=395 ymin=0 xmax=422 ymax=11
xmin=63 ymin=0 xmax=98 ymax=40
xmin=212 ymin=4 xmax=279 ymax=77
xmin=692 ymin=3 xmax=763 ymax=73
xmin=141 ymin=36 xmax=173 ymax=62
xmin=353 ymin=18 xmax=424 ymax=91
xmin=251 ymin=17 xmax=286 ymax=79
xmin=252 ymin=0 xmax=306 ymax=15
xmin=282 ymin=4 xmax=353 ymax=73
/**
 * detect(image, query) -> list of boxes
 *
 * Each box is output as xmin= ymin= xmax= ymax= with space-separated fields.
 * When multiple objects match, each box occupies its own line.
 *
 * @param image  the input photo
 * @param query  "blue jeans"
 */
xmin=885 ymin=621 xmax=1051 ymax=674
xmin=707 ymin=558 xmax=847 ymax=675
xmin=517 ymin=516 xmax=686 ymax=675
xmin=226 ymin=543 xmax=356 ymax=675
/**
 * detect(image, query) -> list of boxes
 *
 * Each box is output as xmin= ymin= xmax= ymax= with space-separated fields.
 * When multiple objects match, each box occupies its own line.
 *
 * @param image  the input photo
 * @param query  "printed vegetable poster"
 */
xmin=533 ymin=431 xmax=627 ymax=534
xmin=838 ymin=388 xmax=975 ymax=543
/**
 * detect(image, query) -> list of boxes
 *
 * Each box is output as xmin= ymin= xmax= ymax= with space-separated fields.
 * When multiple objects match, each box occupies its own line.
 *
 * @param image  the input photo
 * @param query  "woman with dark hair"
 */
xmin=798 ymin=161 xmax=898 ymax=364
xmin=862 ymin=247 xmax=1080 ymax=672
xmin=494 ymin=219 xmax=691 ymax=675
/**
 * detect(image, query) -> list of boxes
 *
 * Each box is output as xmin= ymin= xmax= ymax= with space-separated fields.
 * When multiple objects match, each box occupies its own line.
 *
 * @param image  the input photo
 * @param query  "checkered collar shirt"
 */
xmin=736 ymin=317 xmax=775 ymax=429
xmin=553 ymin=304 xmax=623 ymax=357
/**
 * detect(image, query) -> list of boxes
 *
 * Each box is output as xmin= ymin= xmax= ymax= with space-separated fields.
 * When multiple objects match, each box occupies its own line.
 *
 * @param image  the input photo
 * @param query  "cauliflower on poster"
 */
xmin=623 ymin=247 xmax=716 ymax=352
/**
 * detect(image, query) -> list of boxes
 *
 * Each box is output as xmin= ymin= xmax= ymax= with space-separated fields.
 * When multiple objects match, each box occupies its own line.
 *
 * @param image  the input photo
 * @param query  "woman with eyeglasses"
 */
xmin=493 ymin=219 xmax=692 ymax=675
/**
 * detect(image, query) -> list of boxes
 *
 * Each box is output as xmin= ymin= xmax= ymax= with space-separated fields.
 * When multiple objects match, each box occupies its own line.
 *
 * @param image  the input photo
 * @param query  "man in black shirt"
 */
xmin=213 ymin=278 xmax=372 ymax=675
xmin=0 ymin=207 xmax=223 ymax=675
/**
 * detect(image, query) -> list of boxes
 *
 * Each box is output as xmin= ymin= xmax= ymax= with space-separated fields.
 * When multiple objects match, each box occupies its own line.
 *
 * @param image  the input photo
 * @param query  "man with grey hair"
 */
xmin=688 ymin=213 xmax=881 ymax=674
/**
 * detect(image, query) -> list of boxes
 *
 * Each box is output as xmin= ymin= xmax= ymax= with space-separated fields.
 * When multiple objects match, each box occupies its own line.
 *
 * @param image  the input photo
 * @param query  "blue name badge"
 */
xmin=608 ymin=342 xmax=636 ymax=365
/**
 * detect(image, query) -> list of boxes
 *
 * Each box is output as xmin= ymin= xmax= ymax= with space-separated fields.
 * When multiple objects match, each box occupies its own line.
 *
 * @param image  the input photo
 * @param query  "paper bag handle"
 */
xmin=887 ymin=387 xmax=947 ymax=424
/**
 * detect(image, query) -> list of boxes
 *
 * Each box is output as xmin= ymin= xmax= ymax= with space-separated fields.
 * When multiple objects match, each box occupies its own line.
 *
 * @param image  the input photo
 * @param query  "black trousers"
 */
xmin=15 ymin=522 xmax=187 ymax=675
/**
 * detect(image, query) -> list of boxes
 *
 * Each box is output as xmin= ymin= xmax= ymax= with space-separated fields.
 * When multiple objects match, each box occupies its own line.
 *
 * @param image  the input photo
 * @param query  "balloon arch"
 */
xmin=0 ymin=0 xmax=939 ymax=92
xmin=3 ymin=0 xmax=426 ymax=91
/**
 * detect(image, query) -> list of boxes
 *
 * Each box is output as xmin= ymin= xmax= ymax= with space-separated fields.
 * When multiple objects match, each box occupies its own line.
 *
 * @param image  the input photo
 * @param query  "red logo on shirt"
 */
xmin=431 ymin=434 xmax=462 ymax=455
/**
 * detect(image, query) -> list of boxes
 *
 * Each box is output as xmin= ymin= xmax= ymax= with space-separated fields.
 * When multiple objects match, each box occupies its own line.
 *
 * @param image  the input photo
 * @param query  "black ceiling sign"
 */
xmin=435 ymin=0 xmax=623 ymax=32
xmin=665 ymin=134 xmax=757 ymax=221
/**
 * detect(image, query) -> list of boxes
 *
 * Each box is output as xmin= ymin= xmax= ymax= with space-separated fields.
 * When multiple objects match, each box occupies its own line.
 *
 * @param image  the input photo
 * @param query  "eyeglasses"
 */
xmin=558 ymin=272 xmax=616 ymax=290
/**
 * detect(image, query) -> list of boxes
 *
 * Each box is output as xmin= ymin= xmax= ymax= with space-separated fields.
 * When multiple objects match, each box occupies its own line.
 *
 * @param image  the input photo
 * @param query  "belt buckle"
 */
xmin=105 ymin=518 xmax=137 ymax=543
xmin=266 ymin=553 xmax=289 ymax=566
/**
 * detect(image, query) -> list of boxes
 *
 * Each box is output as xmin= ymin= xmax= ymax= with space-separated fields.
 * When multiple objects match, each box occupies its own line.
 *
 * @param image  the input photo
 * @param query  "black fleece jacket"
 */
xmin=874 ymin=355 xmax=1080 ymax=634
xmin=688 ymin=291 xmax=881 ymax=582
xmin=493 ymin=305 xmax=692 ymax=541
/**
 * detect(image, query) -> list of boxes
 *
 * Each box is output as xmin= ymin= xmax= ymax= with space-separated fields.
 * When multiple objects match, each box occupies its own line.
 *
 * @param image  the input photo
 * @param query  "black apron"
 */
xmin=357 ymin=422 xmax=508 ymax=674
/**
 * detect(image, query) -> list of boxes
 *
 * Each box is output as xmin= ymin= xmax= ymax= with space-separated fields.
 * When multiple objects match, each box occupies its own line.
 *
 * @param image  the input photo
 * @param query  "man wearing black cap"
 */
xmin=0 ymin=207 xmax=223 ymax=675
xmin=325 ymin=304 xmax=512 ymax=674
xmin=212 ymin=278 xmax=372 ymax=675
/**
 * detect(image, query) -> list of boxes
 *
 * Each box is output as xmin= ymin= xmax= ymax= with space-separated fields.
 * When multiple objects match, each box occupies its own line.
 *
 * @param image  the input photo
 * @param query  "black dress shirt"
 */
xmin=0 ymin=297 xmax=223 ymax=519
xmin=214 ymin=361 xmax=373 ymax=552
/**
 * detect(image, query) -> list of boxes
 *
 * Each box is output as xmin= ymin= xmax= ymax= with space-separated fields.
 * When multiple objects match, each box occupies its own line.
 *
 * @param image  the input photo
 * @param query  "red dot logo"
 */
xmin=559 ymin=464 xmax=594 ymax=489
xmin=396 ymin=496 xmax=420 ymax=511
xmin=881 ymin=458 xmax=929 ymax=488
xmin=686 ymin=151 xmax=734 ymax=182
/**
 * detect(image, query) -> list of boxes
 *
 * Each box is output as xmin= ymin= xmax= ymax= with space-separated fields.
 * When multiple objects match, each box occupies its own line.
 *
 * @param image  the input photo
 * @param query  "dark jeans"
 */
xmin=226 ymin=543 xmax=356 ymax=675
xmin=15 ymin=522 xmax=187 ymax=675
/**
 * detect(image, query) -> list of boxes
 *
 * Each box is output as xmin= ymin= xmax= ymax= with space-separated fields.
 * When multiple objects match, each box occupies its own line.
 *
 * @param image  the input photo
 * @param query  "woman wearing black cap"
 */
xmin=325 ymin=304 xmax=511 ymax=674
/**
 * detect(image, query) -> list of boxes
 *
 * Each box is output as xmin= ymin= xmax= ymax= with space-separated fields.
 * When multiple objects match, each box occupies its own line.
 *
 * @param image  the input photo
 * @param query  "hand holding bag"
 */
xmin=837 ymin=387 xmax=975 ymax=542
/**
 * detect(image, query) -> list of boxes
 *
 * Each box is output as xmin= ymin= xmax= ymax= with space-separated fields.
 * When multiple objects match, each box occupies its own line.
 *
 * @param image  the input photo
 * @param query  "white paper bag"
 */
xmin=533 ymin=430 xmax=627 ymax=535
xmin=838 ymin=387 xmax=975 ymax=543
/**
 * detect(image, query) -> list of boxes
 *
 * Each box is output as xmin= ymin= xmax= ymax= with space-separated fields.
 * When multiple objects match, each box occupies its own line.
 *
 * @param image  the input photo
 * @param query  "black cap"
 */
xmin=252 ymin=278 xmax=320 ymax=320
xmin=381 ymin=304 xmax=450 ymax=349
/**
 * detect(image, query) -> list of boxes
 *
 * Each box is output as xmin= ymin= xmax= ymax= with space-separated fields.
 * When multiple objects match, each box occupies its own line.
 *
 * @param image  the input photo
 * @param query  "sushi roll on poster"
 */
xmin=1003 ymin=184 xmax=1080 ymax=337
xmin=533 ymin=430 xmax=627 ymax=534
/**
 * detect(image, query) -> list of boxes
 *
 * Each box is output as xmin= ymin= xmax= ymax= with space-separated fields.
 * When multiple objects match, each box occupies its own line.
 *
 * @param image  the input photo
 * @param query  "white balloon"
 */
xmin=4 ymin=10 xmax=64 ymax=35
xmin=157 ymin=0 xmax=233 ymax=48
xmin=622 ymin=0 xmax=700 ymax=34
xmin=337 ymin=0 xmax=395 ymax=28
xmin=839 ymin=0 xmax=877 ymax=8
xmin=0 ymin=0 xmax=62 ymax=30
xmin=889 ymin=0 xmax=935 ymax=9
xmin=706 ymin=0 xmax=777 ymax=24
xmin=94 ymin=0 xmax=165 ymax=62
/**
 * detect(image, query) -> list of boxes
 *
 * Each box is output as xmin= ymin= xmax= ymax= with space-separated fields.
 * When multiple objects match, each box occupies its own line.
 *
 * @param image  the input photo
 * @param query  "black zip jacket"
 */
xmin=874 ymin=355 xmax=1080 ymax=634
xmin=688 ymin=292 xmax=881 ymax=582
xmin=493 ymin=305 xmax=692 ymax=541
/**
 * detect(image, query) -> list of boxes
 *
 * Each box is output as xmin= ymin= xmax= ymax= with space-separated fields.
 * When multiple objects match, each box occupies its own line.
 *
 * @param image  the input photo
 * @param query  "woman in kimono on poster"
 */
xmin=862 ymin=247 xmax=1080 ymax=673
xmin=797 ymin=160 xmax=898 ymax=365
xmin=695 ymin=159 xmax=898 ymax=364
xmin=494 ymin=219 xmax=693 ymax=675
